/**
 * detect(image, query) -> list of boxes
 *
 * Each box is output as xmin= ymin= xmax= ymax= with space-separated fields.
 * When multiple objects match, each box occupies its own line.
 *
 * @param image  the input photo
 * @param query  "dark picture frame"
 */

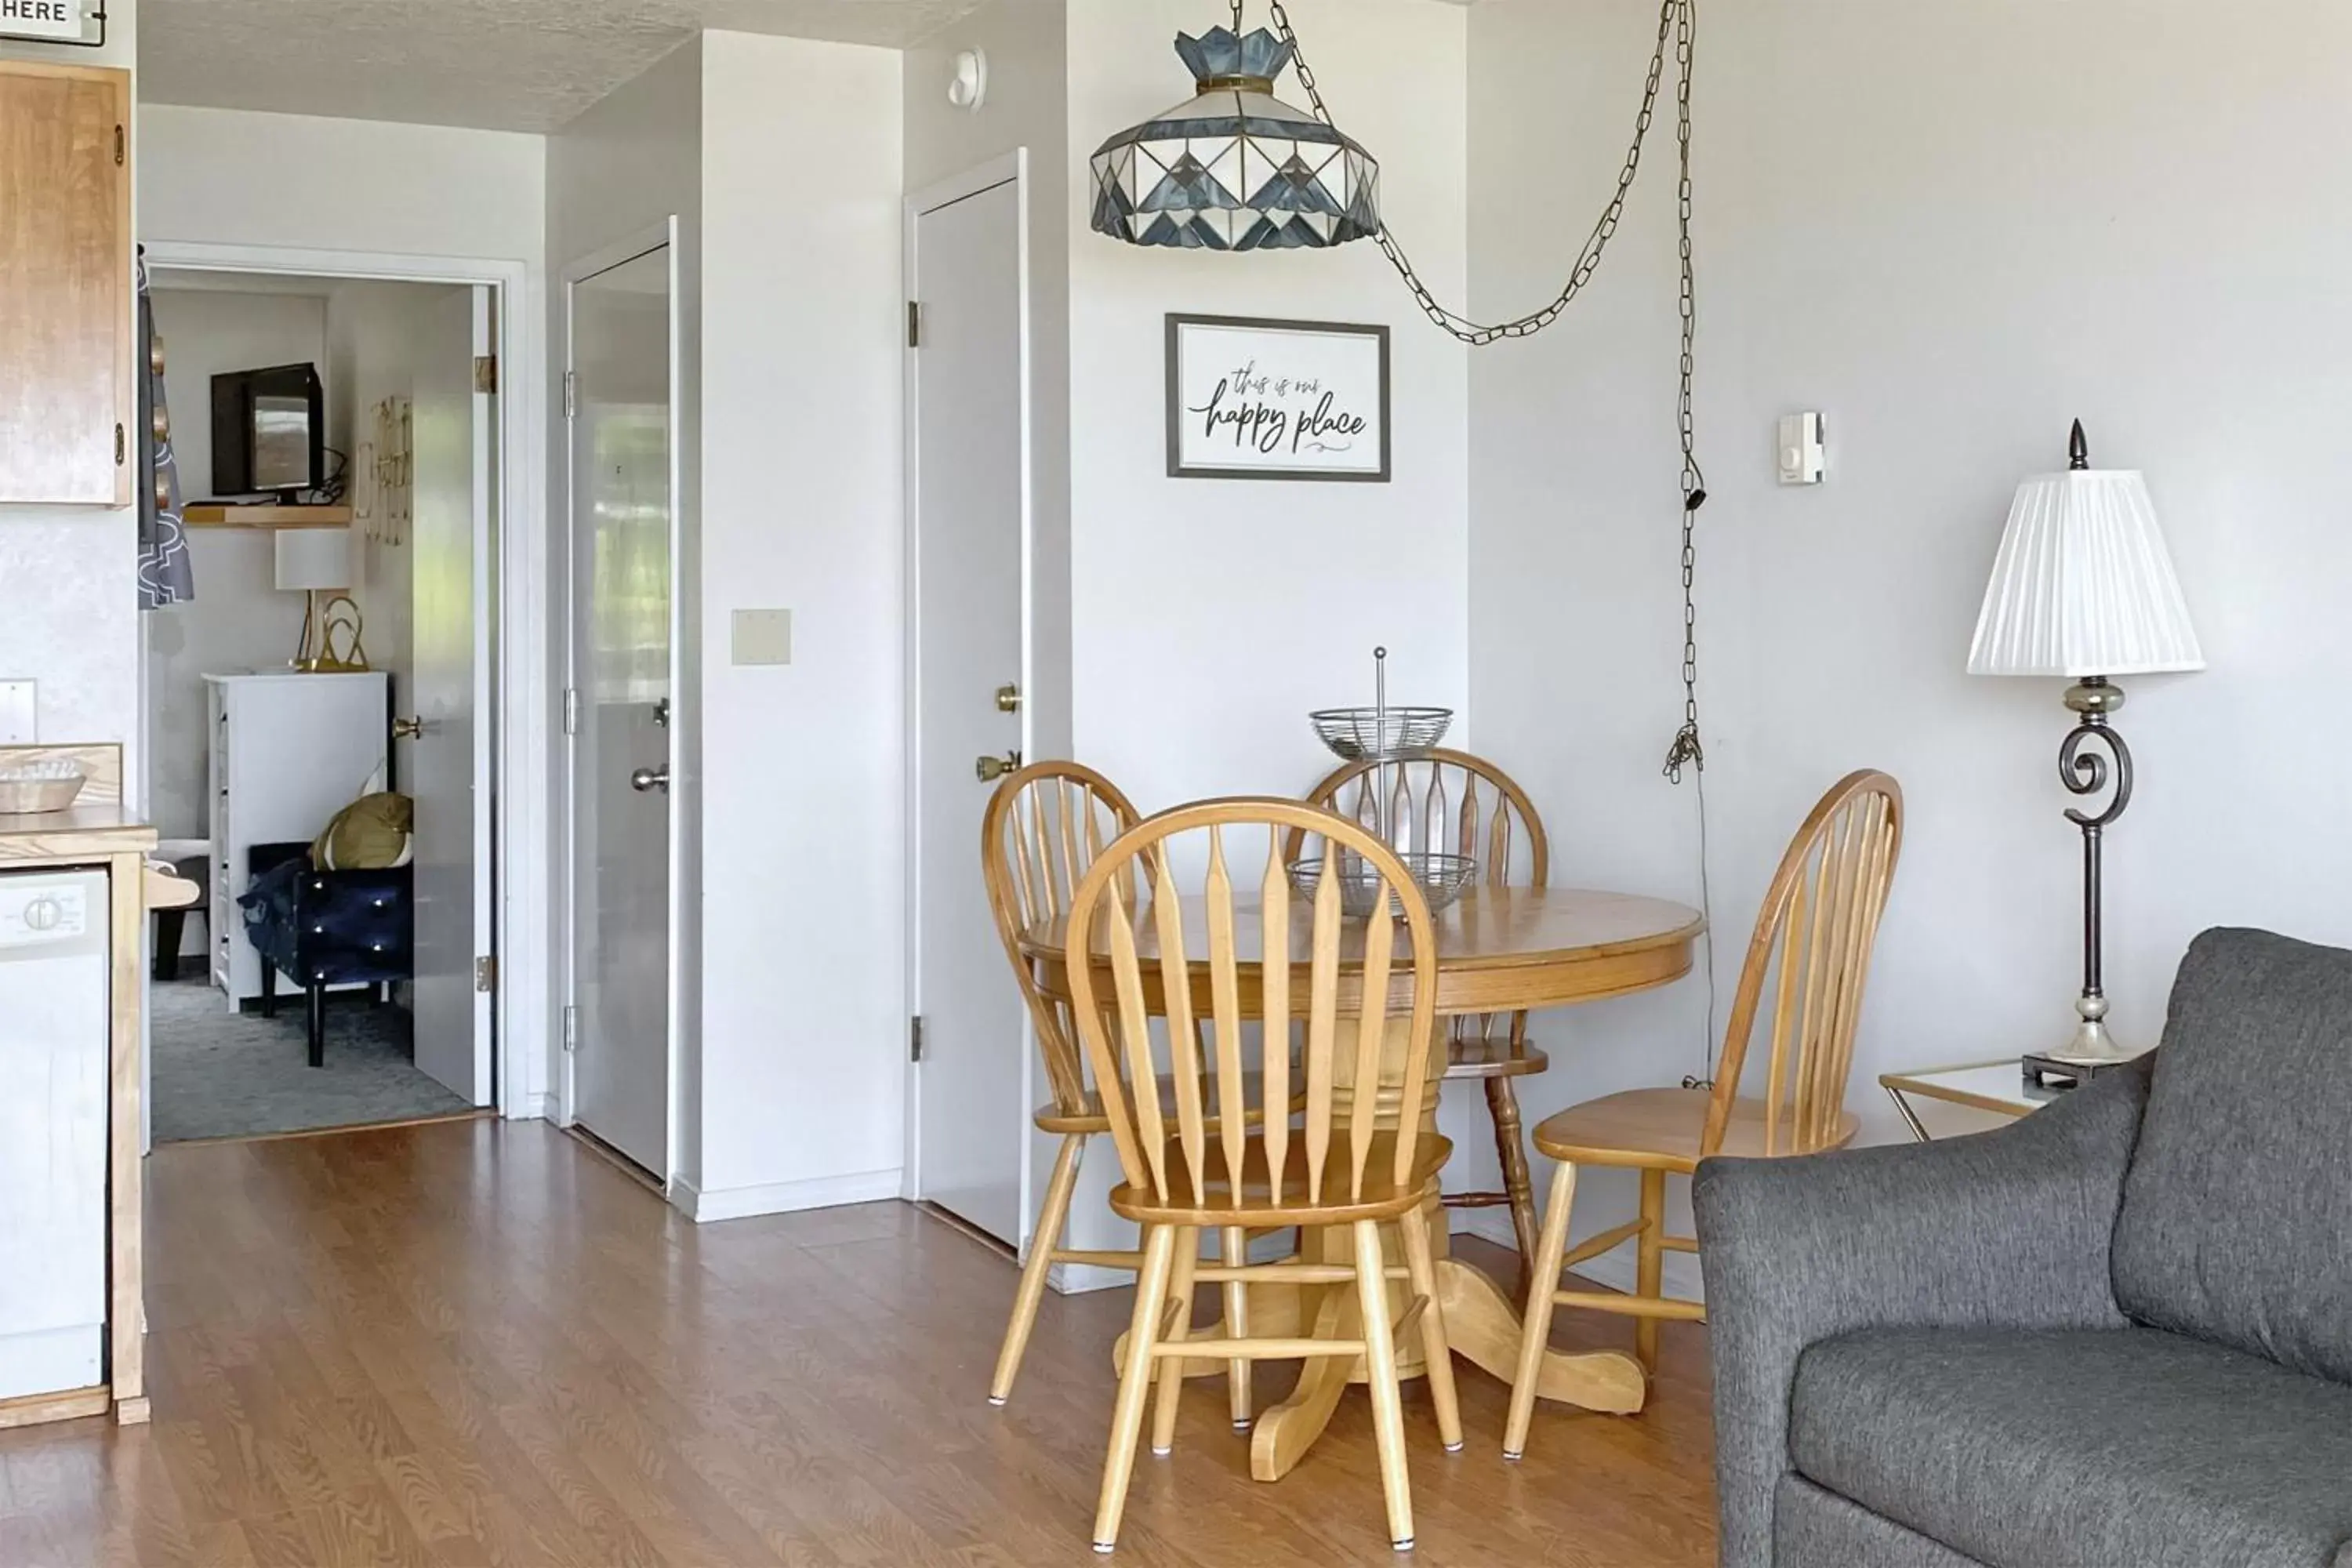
xmin=1165 ymin=313 xmax=1392 ymax=482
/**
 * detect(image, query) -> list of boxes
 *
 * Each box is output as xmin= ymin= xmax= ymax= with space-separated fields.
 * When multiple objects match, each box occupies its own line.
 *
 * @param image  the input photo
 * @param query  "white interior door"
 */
xmin=911 ymin=172 xmax=1029 ymax=1245
xmin=567 ymin=238 xmax=675 ymax=1179
xmin=405 ymin=284 xmax=495 ymax=1105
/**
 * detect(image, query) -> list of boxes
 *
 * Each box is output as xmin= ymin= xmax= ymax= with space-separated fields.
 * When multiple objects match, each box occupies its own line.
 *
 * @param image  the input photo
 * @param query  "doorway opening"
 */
xmin=138 ymin=263 xmax=501 ymax=1145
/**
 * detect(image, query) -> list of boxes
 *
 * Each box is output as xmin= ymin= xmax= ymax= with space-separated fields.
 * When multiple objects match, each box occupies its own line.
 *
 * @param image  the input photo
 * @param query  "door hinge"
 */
xmin=909 ymin=1014 xmax=925 ymax=1063
xmin=562 ymin=686 xmax=580 ymax=737
xmin=906 ymin=301 xmax=921 ymax=349
xmin=562 ymin=370 xmax=577 ymax=419
xmin=474 ymin=955 xmax=497 ymax=993
xmin=473 ymin=354 xmax=499 ymax=394
xmin=114 ymin=125 xmax=125 ymax=167
xmin=114 ymin=423 xmax=125 ymax=466
xmin=562 ymin=1004 xmax=579 ymax=1054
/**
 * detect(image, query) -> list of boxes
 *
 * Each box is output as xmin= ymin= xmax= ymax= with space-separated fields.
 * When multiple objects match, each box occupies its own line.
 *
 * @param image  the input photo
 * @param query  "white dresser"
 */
xmin=205 ymin=672 xmax=389 ymax=1007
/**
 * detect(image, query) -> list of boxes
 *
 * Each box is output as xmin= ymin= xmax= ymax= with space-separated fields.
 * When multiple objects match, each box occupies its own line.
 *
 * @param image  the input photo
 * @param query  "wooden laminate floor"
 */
xmin=1 ymin=1120 xmax=1718 ymax=1566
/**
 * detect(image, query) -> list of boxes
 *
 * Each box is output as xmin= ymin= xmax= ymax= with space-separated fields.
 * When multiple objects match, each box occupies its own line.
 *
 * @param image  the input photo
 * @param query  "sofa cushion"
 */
xmin=1791 ymin=1326 xmax=2352 ymax=1568
xmin=2111 ymin=927 xmax=2352 ymax=1382
xmin=1775 ymin=1474 xmax=1987 ymax=1568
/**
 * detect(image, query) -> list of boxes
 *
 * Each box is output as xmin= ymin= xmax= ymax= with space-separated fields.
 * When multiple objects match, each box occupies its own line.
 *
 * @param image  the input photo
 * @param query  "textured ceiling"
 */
xmin=138 ymin=0 xmax=988 ymax=133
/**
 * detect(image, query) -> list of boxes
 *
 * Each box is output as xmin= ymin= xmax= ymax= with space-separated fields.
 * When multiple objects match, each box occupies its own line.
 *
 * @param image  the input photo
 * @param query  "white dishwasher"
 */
xmin=0 ymin=869 xmax=110 ymax=1400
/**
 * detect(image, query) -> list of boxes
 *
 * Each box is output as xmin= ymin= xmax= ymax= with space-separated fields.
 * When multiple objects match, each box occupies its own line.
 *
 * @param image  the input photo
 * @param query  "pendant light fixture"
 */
xmin=1089 ymin=21 xmax=1379 ymax=250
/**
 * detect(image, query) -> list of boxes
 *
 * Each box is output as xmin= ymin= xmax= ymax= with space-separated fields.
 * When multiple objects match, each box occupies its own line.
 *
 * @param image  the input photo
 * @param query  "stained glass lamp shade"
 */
xmin=1090 ymin=26 xmax=1381 ymax=251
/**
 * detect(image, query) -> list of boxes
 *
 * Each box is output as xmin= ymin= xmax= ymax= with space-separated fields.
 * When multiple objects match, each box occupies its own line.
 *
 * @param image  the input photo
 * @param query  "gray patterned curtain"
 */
xmin=136 ymin=247 xmax=194 ymax=608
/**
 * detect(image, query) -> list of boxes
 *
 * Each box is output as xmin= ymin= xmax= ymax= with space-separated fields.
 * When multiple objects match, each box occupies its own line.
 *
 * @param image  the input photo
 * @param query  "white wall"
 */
xmin=1066 ymin=0 xmax=1470 ymax=811
xmin=692 ymin=31 xmax=905 ymax=1214
xmin=143 ymin=288 xmax=326 ymax=844
xmin=0 ymin=5 xmax=139 ymax=779
xmin=1468 ymin=0 xmax=2352 ymax=1290
xmin=546 ymin=38 xmax=706 ymax=1177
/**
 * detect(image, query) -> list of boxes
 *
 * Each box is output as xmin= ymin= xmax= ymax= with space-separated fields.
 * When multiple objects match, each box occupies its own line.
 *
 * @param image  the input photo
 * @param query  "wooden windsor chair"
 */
xmin=981 ymin=762 xmax=1285 ymax=1414
xmin=1503 ymin=770 xmax=1904 ymax=1459
xmin=1295 ymin=749 xmax=1552 ymax=1267
xmin=1067 ymin=800 xmax=1461 ymax=1556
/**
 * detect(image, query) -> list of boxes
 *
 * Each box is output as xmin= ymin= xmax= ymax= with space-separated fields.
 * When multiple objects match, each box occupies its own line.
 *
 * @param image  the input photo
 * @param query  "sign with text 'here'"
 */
xmin=0 ymin=0 xmax=98 ymax=45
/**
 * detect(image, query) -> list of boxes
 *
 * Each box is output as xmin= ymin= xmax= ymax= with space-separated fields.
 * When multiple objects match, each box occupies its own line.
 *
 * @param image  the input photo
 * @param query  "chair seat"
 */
xmin=1033 ymin=1069 xmax=1291 ymax=1136
xmin=1110 ymin=1133 xmax=1454 ymax=1226
xmin=1531 ymin=1086 xmax=1858 ymax=1171
xmin=1792 ymin=1326 xmax=2352 ymax=1568
xmin=1442 ymin=1033 xmax=1549 ymax=1080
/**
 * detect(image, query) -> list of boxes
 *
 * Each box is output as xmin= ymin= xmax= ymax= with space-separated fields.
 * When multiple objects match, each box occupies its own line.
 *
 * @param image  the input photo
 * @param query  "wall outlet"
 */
xmin=731 ymin=609 xmax=793 ymax=667
xmin=0 ymin=680 xmax=34 ymax=743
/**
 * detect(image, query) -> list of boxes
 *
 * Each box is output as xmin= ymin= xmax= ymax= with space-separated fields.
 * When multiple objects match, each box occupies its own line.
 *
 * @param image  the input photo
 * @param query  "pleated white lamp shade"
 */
xmin=1967 ymin=470 xmax=2205 ymax=678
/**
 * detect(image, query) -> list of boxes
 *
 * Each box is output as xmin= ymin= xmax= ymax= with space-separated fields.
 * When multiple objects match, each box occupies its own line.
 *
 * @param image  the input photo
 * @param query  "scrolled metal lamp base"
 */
xmin=2045 ymin=676 xmax=2143 ymax=1065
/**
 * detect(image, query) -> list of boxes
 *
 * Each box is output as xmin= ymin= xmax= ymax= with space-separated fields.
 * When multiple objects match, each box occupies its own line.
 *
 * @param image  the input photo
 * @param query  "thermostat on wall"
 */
xmin=1778 ymin=412 xmax=1826 ymax=486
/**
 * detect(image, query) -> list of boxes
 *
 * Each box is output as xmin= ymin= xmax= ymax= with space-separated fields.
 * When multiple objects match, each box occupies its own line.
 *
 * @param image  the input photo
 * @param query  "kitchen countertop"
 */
xmin=0 ymin=804 xmax=158 ymax=861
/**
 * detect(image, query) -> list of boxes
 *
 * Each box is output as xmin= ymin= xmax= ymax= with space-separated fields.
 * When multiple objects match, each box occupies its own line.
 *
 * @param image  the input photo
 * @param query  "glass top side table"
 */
xmin=1878 ymin=1062 xmax=2063 ymax=1142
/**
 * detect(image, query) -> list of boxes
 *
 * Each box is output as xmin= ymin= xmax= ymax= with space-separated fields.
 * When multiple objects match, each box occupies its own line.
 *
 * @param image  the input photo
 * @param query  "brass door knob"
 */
xmin=392 ymin=716 xmax=424 ymax=741
xmin=975 ymin=750 xmax=1023 ymax=783
xmin=995 ymin=684 xmax=1022 ymax=713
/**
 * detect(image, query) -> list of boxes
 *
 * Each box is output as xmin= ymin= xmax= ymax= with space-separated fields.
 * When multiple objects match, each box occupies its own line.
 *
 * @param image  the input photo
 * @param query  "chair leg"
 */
xmin=1353 ymin=1219 xmax=1415 ymax=1552
xmin=1484 ymin=1076 xmax=1541 ymax=1272
xmin=153 ymin=910 xmax=183 ymax=982
xmin=1093 ymin=1223 xmax=1177 ymax=1555
xmin=1504 ymin=1160 xmax=1578 ymax=1461
xmin=259 ymin=959 xmax=278 ymax=1018
xmin=1221 ymin=1225 xmax=1252 ymax=1430
xmin=1635 ymin=1167 xmax=1666 ymax=1374
xmin=1150 ymin=1227 xmax=1199 ymax=1456
xmin=989 ymin=1132 xmax=1084 ymax=1406
xmin=307 ymin=983 xmax=327 ymax=1069
xmin=1398 ymin=1202 xmax=1461 ymax=1454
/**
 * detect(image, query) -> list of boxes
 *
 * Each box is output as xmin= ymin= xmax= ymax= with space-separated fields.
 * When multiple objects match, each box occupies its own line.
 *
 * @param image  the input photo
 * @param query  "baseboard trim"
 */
xmin=676 ymin=1168 xmax=905 ymax=1224
xmin=1453 ymin=1210 xmax=1706 ymax=1304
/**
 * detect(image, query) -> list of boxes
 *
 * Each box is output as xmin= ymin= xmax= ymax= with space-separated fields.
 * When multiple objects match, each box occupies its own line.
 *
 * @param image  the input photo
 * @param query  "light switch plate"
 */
xmin=0 ymin=680 xmax=34 ymax=743
xmin=1777 ymin=412 xmax=1826 ymax=485
xmin=731 ymin=609 xmax=793 ymax=667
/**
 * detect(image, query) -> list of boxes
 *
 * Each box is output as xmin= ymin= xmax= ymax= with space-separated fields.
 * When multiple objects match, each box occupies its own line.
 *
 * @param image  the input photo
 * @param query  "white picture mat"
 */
xmin=1167 ymin=316 xmax=1390 ymax=481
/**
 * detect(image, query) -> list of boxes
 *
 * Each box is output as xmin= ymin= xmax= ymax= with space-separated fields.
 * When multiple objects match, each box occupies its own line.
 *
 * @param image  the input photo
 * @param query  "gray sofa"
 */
xmin=1692 ymin=927 xmax=2352 ymax=1568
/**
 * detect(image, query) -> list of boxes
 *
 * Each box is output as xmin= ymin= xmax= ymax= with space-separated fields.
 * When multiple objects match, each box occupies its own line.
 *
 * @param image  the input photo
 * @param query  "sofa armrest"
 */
xmin=1691 ymin=1060 xmax=2149 ymax=1568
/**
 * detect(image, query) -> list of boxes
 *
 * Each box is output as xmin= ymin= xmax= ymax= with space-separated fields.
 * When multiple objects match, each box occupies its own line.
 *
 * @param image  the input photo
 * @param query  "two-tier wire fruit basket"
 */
xmin=1290 ymin=648 xmax=1479 ymax=919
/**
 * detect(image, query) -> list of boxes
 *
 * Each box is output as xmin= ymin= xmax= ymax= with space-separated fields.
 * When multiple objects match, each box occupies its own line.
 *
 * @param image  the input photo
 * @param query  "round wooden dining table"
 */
xmin=1022 ymin=884 xmax=1705 ymax=1480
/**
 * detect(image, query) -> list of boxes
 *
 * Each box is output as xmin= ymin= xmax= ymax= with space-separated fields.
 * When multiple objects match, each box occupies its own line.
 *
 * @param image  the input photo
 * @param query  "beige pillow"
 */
xmin=311 ymin=792 xmax=415 ymax=870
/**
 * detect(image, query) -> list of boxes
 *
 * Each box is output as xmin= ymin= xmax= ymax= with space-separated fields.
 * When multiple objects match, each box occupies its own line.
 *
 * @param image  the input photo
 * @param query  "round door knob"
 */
xmin=392 ymin=716 xmax=425 ymax=741
xmin=630 ymin=766 xmax=670 ymax=793
xmin=975 ymin=750 xmax=1023 ymax=783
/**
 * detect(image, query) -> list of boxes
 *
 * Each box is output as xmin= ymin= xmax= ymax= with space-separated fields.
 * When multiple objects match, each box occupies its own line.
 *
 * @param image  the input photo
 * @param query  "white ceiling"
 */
xmin=138 ymin=0 xmax=989 ymax=134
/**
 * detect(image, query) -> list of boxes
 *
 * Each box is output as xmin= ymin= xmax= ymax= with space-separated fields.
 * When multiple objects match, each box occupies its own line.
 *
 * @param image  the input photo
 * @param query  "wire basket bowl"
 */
xmin=0 ymin=760 xmax=87 ymax=816
xmin=1308 ymin=706 xmax=1454 ymax=763
xmin=1285 ymin=852 xmax=1479 ymax=920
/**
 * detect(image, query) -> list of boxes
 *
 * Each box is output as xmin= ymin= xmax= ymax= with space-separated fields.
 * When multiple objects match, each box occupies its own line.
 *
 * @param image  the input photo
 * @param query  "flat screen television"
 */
xmin=210 ymin=363 xmax=325 ymax=499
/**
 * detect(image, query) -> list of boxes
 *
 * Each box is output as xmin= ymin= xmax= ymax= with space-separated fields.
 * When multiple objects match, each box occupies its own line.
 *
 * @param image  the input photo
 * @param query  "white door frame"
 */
xmin=140 ymin=238 xmax=546 ymax=1121
xmin=558 ymin=219 xmax=684 ymax=1192
xmin=901 ymin=151 xmax=1036 ymax=1235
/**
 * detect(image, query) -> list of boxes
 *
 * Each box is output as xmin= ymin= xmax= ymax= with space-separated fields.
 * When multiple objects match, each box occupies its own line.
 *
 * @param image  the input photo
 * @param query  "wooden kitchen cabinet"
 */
xmin=0 ymin=60 xmax=132 ymax=508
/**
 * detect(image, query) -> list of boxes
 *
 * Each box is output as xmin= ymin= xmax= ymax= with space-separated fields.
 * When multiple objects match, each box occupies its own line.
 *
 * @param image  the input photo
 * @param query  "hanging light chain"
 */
xmin=1663 ymin=0 xmax=1708 ymax=785
xmin=1269 ymin=0 xmax=1680 ymax=347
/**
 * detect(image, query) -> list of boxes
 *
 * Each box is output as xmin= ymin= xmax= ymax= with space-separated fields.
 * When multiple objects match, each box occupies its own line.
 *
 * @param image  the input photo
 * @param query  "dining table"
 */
xmin=1021 ymin=883 xmax=1706 ymax=1481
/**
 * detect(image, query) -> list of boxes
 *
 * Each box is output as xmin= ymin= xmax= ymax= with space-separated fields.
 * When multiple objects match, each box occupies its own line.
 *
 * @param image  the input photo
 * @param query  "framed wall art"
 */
xmin=1165 ymin=314 xmax=1391 ymax=482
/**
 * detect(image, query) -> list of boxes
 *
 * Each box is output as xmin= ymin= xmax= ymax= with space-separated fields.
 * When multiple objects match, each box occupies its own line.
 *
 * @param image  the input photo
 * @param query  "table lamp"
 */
xmin=274 ymin=525 xmax=362 ymax=673
xmin=1967 ymin=421 xmax=2204 ymax=1075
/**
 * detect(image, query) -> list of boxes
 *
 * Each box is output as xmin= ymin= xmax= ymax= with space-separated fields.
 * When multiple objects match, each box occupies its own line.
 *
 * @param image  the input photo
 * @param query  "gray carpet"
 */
xmin=151 ymin=969 xmax=470 ymax=1143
